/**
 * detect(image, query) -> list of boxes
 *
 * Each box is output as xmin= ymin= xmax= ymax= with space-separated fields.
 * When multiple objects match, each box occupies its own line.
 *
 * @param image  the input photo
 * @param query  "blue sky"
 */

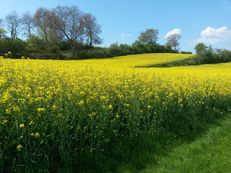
xmin=0 ymin=0 xmax=231 ymax=51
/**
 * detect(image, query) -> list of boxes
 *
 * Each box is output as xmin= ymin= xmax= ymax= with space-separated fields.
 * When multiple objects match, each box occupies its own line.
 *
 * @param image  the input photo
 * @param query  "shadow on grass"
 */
xmin=59 ymin=112 xmax=230 ymax=173
xmin=135 ymin=57 xmax=198 ymax=68
xmin=73 ymin=130 xmax=182 ymax=173
xmin=115 ymin=115 xmax=230 ymax=173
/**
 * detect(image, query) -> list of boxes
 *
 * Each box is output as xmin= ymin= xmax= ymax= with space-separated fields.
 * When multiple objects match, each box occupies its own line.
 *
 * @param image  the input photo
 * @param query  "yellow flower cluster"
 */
xmin=17 ymin=144 xmax=23 ymax=151
xmin=19 ymin=124 xmax=25 ymax=128
xmin=31 ymin=132 xmax=40 ymax=138
xmin=36 ymin=108 xmax=45 ymax=113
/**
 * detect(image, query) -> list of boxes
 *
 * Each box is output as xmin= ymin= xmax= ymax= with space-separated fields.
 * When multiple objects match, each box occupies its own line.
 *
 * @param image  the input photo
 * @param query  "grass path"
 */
xmin=119 ymin=115 xmax=231 ymax=173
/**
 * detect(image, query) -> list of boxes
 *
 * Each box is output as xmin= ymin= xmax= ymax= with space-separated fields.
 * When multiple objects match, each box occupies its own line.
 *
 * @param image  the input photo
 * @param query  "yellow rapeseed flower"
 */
xmin=5 ymin=108 xmax=11 ymax=114
xmin=88 ymin=112 xmax=96 ymax=118
xmin=80 ymin=91 xmax=85 ymax=95
xmin=2 ymin=119 xmax=8 ymax=125
xmin=17 ymin=144 xmax=23 ymax=151
xmin=19 ymin=123 xmax=25 ymax=128
xmin=1 ymin=92 xmax=11 ymax=103
xmin=52 ymin=104 xmax=57 ymax=111
xmin=100 ymin=95 xmax=107 ymax=100
xmin=29 ymin=120 xmax=33 ymax=126
xmin=78 ymin=100 xmax=84 ymax=106
xmin=108 ymin=104 xmax=113 ymax=110
xmin=34 ymin=132 xmax=40 ymax=138
xmin=31 ymin=132 xmax=40 ymax=138
xmin=36 ymin=108 xmax=45 ymax=113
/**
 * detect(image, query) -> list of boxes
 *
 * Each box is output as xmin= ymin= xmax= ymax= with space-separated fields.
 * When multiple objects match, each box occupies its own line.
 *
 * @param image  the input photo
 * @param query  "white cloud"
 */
xmin=120 ymin=33 xmax=131 ymax=38
xmin=198 ymin=26 xmax=231 ymax=44
xmin=165 ymin=28 xmax=182 ymax=39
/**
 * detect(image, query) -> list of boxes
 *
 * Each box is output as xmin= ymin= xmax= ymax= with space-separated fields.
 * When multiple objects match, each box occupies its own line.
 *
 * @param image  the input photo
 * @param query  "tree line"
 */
xmin=153 ymin=43 xmax=231 ymax=67
xmin=194 ymin=43 xmax=231 ymax=64
xmin=0 ymin=5 xmax=185 ymax=59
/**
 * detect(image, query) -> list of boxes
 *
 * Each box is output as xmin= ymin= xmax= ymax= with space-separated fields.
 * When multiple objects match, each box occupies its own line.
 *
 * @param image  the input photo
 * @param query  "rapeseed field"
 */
xmin=0 ymin=53 xmax=230 ymax=172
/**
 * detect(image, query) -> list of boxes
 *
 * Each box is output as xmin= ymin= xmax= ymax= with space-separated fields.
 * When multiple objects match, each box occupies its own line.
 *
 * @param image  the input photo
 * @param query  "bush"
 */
xmin=0 ymin=36 xmax=178 ymax=60
xmin=198 ymin=50 xmax=231 ymax=64
xmin=180 ymin=51 xmax=192 ymax=54
xmin=195 ymin=44 xmax=231 ymax=64
xmin=75 ymin=48 xmax=112 ymax=59
xmin=0 ymin=39 xmax=29 ymax=58
xmin=64 ymin=43 xmax=177 ymax=60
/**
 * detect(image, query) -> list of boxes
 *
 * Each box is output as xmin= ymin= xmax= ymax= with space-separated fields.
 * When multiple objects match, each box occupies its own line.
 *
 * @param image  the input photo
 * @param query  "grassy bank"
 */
xmin=137 ymin=114 xmax=231 ymax=173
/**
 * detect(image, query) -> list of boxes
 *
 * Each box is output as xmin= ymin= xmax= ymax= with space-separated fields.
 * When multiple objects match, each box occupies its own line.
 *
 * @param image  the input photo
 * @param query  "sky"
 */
xmin=0 ymin=0 xmax=231 ymax=51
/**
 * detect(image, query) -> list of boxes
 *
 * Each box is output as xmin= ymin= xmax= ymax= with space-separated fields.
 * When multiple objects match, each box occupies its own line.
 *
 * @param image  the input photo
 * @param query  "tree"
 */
xmin=5 ymin=11 xmax=21 ymax=40
xmin=81 ymin=13 xmax=102 ymax=47
xmin=34 ymin=7 xmax=62 ymax=52
xmin=109 ymin=43 xmax=122 ymax=56
xmin=166 ymin=33 xmax=181 ymax=51
xmin=34 ymin=8 xmax=55 ymax=42
xmin=0 ymin=18 xmax=3 ymax=28
xmin=21 ymin=12 xmax=34 ymax=38
xmin=118 ymin=44 xmax=132 ymax=55
xmin=138 ymin=28 xmax=159 ymax=45
xmin=0 ymin=28 xmax=7 ymax=39
xmin=26 ymin=34 xmax=47 ymax=53
xmin=0 ymin=18 xmax=7 ymax=39
xmin=194 ymin=43 xmax=207 ymax=55
xmin=52 ymin=6 xmax=85 ymax=49
xmin=132 ymin=40 xmax=146 ymax=54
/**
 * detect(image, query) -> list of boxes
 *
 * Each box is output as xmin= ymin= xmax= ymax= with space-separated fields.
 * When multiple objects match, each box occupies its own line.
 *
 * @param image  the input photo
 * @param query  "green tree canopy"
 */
xmin=195 ymin=43 xmax=207 ymax=55
xmin=138 ymin=28 xmax=159 ymax=45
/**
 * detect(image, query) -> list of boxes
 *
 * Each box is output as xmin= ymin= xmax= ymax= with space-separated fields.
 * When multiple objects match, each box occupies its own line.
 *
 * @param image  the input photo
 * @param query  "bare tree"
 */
xmin=5 ymin=11 xmax=21 ymax=40
xmin=81 ymin=13 xmax=102 ymax=47
xmin=52 ymin=6 xmax=85 ymax=48
xmin=166 ymin=33 xmax=181 ymax=51
xmin=34 ymin=8 xmax=54 ymax=41
xmin=21 ymin=12 xmax=34 ymax=38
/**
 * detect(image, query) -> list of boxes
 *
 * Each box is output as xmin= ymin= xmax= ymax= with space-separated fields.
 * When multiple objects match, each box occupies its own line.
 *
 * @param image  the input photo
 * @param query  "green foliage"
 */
xmin=180 ymin=51 xmax=192 ymax=54
xmin=26 ymin=35 xmax=47 ymax=53
xmin=0 ymin=28 xmax=7 ymax=39
xmin=62 ymin=43 xmax=176 ymax=60
xmin=138 ymin=28 xmax=159 ymax=45
xmin=0 ymin=38 xmax=29 ymax=58
xmin=0 ymin=5 xmax=180 ymax=60
xmin=195 ymin=44 xmax=231 ymax=64
xmin=76 ymin=48 xmax=112 ymax=59
xmin=195 ymin=42 xmax=207 ymax=55
xmin=131 ymin=41 xmax=175 ymax=54
xmin=149 ymin=45 xmax=231 ymax=68
xmin=0 ymin=33 xmax=177 ymax=60
xmin=109 ymin=43 xmax=125 ymax=56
